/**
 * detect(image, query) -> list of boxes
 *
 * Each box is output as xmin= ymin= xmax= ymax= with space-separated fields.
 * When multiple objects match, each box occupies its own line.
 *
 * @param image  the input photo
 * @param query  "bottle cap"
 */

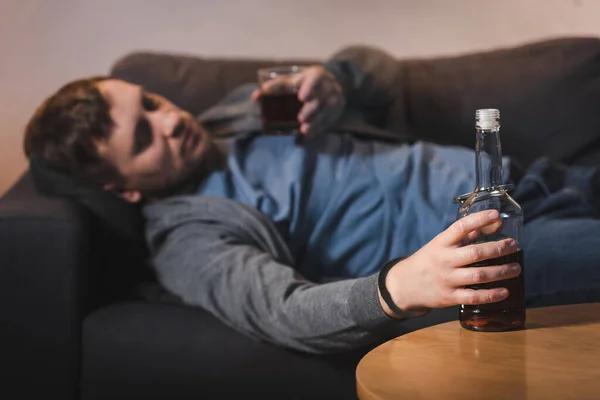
xmin=476 ymin=108 xmax=500 ymax=130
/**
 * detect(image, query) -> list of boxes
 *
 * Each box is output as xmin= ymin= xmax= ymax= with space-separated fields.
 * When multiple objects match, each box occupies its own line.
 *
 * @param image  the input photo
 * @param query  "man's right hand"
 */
xmin=252 ymin=66 xmax=345 ymax=136
xmin=379 ymin=210 xmax=522 ymax=318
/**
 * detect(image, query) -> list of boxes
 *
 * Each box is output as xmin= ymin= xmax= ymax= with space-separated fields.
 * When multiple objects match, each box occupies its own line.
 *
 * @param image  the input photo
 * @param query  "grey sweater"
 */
xmin=144 ymin=197 xmax=397 ymax=354
xmin=143 ymin=47 xmax=418 ymax=354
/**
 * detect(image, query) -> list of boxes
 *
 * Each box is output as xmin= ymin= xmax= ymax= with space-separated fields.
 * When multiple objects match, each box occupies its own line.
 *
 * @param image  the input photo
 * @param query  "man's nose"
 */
xmin=153 ymin=111 xmax=181 ymax=138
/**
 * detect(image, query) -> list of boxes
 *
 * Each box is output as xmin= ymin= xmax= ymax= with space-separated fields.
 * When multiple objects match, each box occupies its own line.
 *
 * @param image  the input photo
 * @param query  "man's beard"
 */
xmin=141 ymin=138 xmax=227 ymax=202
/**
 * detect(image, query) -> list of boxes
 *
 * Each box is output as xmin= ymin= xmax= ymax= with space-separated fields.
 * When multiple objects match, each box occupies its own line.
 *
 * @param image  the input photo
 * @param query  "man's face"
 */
xmin=97 ymin=79 xmax=211 ymax=202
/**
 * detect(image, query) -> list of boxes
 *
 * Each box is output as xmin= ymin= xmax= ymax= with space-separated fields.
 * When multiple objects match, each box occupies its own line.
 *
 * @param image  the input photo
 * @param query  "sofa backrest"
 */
xmin=399 ymin=37 xmax=600 ymax=169
xmin=112 ymin=38 xmax=600 ymax=170
xmin=110 ymin=53 xmax=320 ymax=117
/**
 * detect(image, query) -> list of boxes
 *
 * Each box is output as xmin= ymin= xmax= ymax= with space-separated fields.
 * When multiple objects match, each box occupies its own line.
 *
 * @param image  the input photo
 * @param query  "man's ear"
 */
xmin=103 ymin=184 xmax=142 ymax=203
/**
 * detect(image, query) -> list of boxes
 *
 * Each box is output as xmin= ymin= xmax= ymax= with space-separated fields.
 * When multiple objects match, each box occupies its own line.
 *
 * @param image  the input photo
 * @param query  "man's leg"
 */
xmin=513 ymin=159 xmax=600 ymax=307
xmin=522 ymin=217 xmax=600 ymax=307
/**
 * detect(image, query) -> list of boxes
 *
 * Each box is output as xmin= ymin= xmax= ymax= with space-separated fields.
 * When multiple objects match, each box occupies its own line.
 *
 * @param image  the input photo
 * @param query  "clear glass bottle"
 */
xmin=456 ymin=109 xmax=525 ymax=332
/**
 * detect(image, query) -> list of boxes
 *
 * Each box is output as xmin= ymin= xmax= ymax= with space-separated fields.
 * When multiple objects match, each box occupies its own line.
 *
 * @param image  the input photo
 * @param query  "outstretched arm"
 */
xmin=147 ymin=197 xmax=520 ymax=354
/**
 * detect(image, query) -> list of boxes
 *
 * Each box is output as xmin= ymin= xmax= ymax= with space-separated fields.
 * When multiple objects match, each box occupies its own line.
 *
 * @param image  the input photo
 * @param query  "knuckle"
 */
xmin=468 ymin=292 xmax=479 ymax=305
xmin=441 ymin=268 xmax=453 ymax=285
xmin=468 ymin=246 xmax=481 ymax=263
xmin=455 ymin=219 xmax=467 ymax=236
xmin=476 ymin=212 xmax=485 ymax=226
xmin=471 ymin=269 xmax=485 ymax=284
xmin=496 ymin=242 xmax=505 ymax=256
xmin=440 ymin=292 xmax=453 ymax=307
xmin=306 ymin=101 xmax=318 ymax=113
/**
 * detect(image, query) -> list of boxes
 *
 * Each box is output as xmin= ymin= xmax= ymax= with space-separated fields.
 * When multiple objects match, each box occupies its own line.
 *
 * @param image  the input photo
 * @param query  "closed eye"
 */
xmin=141 ymin=93 xmax=160 ymax=112
xmin=132 ymin=117 xmax=153 ymax=155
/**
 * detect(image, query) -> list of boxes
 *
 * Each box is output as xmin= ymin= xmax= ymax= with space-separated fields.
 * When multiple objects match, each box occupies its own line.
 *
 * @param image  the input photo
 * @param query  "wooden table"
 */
xmin=356 ymin=303 xmax=600 ymax=400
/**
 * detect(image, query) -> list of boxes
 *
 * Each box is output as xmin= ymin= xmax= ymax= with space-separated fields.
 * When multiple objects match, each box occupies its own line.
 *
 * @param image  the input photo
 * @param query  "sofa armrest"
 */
xmin=0 ymin=172 xmax=90 ymax=398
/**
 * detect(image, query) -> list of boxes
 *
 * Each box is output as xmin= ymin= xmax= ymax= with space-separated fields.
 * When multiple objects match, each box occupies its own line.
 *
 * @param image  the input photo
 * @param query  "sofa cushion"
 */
xmin=81 ymin=301 xmax=362 ymax=399
xmin=82 ymin=301 xmax=459 ymax=400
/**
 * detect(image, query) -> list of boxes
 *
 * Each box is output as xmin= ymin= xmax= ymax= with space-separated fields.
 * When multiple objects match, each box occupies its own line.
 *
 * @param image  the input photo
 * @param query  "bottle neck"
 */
xmin=475 ymin=127 xmax=503 ymax=190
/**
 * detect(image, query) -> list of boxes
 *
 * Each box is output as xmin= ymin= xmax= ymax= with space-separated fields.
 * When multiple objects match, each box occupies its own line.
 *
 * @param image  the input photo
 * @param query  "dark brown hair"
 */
xmin=23 ymin=76 xmax=123 ymax=185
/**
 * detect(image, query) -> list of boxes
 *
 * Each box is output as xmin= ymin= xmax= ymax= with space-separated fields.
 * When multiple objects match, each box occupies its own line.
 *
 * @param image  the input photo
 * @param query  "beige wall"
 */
xmin=1 ymin=0 xmax=598 ymax=194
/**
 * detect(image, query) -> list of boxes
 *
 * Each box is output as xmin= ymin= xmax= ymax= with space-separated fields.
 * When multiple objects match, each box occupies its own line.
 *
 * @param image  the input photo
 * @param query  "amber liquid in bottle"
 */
xmin=460 ymin=249 xmax=525 ymax=331
xmin=457 ymin=109 xmax=525 ymax=332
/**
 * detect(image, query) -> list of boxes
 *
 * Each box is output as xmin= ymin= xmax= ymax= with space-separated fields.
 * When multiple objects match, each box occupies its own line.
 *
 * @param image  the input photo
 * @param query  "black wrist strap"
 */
xmin=377 ymin=257 xmax=407 ymax=318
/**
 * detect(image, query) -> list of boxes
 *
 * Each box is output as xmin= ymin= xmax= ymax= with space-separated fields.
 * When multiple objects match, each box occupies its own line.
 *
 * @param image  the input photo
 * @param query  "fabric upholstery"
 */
xmin=82 ymin=302 xmax=359 ymax=399
xmin=81 ymin=301 xmax=458 ymax=400
xmin=403 ymin=37 xmax=600 ymax=169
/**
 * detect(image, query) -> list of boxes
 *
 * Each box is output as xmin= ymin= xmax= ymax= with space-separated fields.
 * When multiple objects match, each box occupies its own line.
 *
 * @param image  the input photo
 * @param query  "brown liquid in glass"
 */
xmin=259 ymin=93 xmax=302 ymax=134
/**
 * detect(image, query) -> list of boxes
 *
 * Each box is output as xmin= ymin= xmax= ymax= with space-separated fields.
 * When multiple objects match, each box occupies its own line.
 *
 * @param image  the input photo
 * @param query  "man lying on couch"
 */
xmin=23 ymin=45 xmax=600 ymax=354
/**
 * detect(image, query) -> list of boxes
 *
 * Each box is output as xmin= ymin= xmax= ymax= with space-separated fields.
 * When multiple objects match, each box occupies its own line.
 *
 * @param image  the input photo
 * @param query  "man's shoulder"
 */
xmin=142 ymin=196 xmax=259 ymax=251
xmin=142 ymin=195 xmax=280 ymax=243
xmin=143 ymin=195 xmax=258 ymax=230
xmin=142 ymin=195 xmax=294 ymax=263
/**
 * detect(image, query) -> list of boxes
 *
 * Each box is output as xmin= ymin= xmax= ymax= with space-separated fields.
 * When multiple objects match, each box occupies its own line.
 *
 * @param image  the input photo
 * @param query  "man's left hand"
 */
xmin=252 ymin=66 xmax=345 ymax=136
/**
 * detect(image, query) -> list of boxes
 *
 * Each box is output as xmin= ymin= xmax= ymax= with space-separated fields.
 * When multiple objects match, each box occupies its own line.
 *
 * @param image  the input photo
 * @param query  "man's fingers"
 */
xmin=453 ymin=287 xmax=510 ymax=305
xmin=448 ymin=262 xmax=521 ymax=287
xmin=251 ymin=89 xmax=261 ymax=100
xmin=298 ymin=68 xmax=324 ymax=101
xmin=480 ymin=219 xmax=503 ymax=236
xmin=438 ymin=210 xmax=501 ymax=246
xmin=461 ymin=230 xmax=480 ymax=246
xmin=298 ymin=99 xmax=319 ymax=123
xmin=461 ymin=218 xmax=504 ymax=246
xmin=452 ymin=238 xmax=518 ymax=266
xmin=300 ymin=123 xmax=309 ymax=135
xmin=302 ymin=111 xmax=331 ymax=136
